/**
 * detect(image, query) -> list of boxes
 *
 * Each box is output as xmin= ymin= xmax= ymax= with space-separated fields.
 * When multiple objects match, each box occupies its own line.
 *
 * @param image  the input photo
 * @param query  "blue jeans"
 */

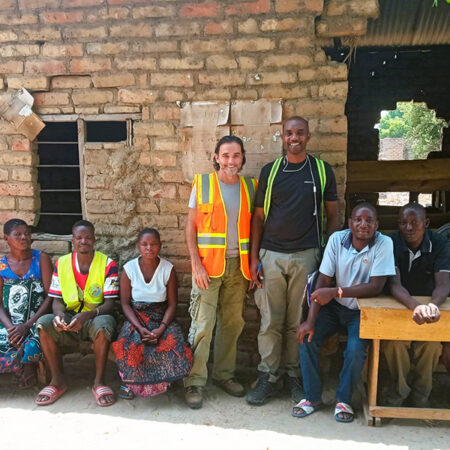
xmin=299 ymin=300 xmax=369 ymax=404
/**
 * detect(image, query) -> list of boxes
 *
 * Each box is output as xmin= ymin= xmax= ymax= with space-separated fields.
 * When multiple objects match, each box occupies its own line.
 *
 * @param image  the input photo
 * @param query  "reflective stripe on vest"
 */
xmin=194 ymin=172 xmax=256 ymax=280
xmin=263 ymin=156 xmax=327 ymax=247
xmin=58 ymin=251 xmax=108 ymax=312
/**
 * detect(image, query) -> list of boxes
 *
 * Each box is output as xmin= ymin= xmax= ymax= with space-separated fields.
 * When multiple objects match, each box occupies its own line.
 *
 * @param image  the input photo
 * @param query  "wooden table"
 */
xmin=357 ymin=296 xmax=450 ymax=426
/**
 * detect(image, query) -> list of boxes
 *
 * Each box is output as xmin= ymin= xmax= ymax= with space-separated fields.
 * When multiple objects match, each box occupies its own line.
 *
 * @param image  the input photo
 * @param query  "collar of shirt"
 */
xmin=341 ymin=230 xmax=378 ymax=253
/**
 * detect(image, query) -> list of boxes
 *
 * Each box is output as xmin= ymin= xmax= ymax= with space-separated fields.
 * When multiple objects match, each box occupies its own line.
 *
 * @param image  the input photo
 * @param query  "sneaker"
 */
xmin=185 ymin=385 xmax=203 ymax=409
xmin=213 ymin=378 xmax=245 ymax=397
xmin=285 ymin=375 xmax=304 ymax=403
xmin=246 ymin=374 xmax=279 ymax=405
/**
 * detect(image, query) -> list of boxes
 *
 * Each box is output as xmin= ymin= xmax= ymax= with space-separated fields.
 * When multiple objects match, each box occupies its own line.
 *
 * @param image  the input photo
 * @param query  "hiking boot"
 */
xmin=213 ymin=378 xmax=245 ymax=397
xmin=185 ymin=385 xmax=203 ymax=409
xmin=246 ymin=374 xmax=279 ymax=405
xmin=285 ymin=375 xmax=304 ymax=403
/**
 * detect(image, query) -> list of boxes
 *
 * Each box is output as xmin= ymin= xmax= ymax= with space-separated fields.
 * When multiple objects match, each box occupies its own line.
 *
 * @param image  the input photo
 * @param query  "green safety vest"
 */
xmin=263 ymin=155 xmax=327 ymax=248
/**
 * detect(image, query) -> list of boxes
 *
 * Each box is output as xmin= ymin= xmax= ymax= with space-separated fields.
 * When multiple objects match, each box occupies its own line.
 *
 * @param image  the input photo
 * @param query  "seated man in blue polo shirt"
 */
xmin=383 ymin=203 xmax=450 ymax=407
xmin=295 ymin=202 xmax=395 ymax=423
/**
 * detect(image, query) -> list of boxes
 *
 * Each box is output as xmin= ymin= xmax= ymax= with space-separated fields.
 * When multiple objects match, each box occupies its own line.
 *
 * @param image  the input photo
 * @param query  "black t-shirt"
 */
xmin=255 ymin=155 xmax=337 ymax=253
xmin=390 ymin=229 xmax=450 ymax=296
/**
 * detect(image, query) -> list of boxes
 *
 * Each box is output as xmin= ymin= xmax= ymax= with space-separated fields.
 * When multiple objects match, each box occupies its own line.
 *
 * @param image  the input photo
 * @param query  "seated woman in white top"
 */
xmin=112 ymin=228 xmax=192 ymax=399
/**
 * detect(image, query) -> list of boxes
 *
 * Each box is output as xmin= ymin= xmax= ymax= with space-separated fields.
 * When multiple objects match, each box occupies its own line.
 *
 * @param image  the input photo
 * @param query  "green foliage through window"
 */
xmin=378 ymin=102 xmax=447 ymax=159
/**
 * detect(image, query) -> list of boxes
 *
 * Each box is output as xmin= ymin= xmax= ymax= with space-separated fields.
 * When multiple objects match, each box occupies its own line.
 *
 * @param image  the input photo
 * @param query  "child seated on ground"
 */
xmin=112 ymin=228 xmax=192 ymax=399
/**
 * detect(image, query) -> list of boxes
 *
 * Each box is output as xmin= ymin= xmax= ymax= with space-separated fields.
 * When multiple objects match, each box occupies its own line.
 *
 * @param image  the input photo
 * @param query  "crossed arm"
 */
xmin=389 ymin=270 xmax=449 ymax=324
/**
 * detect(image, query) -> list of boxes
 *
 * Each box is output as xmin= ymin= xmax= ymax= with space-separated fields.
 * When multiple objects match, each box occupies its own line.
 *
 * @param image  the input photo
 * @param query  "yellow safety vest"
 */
xmin=57 ymin=251 xmax=108 ymax=312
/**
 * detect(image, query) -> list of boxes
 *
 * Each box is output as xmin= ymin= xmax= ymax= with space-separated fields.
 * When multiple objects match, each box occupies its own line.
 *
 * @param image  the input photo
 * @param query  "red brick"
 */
xmin=25 ymin=60 xmax=66 ymax=75
xmin=33 ymin=92 xmax=70 ymax=106
xmin=118 ymin=89 xmax=157 ymax=104
xmin=151 ymin=73 xmax=194 ymax=88
xmin=0 ymin=44 xmax=39 ymax=57
xmin=42 ymin=43 xmax=83 ymax=57
xmin=226 ymin=0 xmax=269 ymax=15
xmin=132 ymin=5 xmax=175 ymax=18
xmin=62 ymin=0 xmax=103 ymax=7
xmin=51 ymin=75 xmax=91 ymax=89
xmin=7 ymin=76 xmax=49 ymax=90
xmin=0 ymin=182 xmax=34 ymax=197
xmin=87 ymin=42 xmax=128 ymax=55
xmin=0 ymin=30 xmax=17 ymax=41
xmin=204 ymin=20 xmax=233 ymax=35
xmin=62 ymin=26 xmax=107 ymax=39
xmin=18 ymin=0 xmax=56 ymax=8
xmin=41 ymin=11 xmax=83 ymax=23
xmin=180 ymin=3 xmax=220 ymax=18
xmin=72 ymin=89 xmax=114 ymax=104
xmin=110 ymin=23 xmax=153 ymax=38
xmin=92 ymin=73 xmax=134 ymax=88
xmin=107 ymin=0 xmax=146 ymax=3
xmin=0 ymin=14 xmax=37 ymax=25
xmin=70 ymin=58 xmax=111 ymax=73
xmin=21 ymin=27 xmax=61 ymax=41
xmin=0 ymin=0 xmax=15 ymax=10
xmin=275 ymin=0 xmax=323 ymax=13
xmin=0 ymin=60 xmax=23 ymax=73
xmin=153 ymin=106 xmax=180 ymax=121
xmin=114 ymin=57 xmax=156 ymax=71
xmin=12 ymin=138 xmax=30 ymax=152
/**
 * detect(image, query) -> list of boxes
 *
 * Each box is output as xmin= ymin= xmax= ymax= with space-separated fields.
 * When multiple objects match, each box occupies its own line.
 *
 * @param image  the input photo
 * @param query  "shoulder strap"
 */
xmin=263 ymin=157 xmax=283 ymax=222
xmin=313 ymin=157 xmax=327 ymax=248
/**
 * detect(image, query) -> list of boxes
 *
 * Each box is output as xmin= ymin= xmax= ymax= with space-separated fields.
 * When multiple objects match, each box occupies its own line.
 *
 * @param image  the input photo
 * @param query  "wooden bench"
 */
xmin=357 ymin=296 xmax=450 ymax=425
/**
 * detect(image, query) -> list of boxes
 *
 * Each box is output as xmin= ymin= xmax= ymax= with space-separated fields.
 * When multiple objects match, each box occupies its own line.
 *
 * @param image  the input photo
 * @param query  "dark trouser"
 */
xmin=299 ymin=300 xmax=369 ymax=404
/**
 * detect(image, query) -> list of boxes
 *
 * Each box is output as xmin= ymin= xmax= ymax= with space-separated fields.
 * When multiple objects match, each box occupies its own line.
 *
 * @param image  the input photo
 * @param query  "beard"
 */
xmin=221 ymin=166 xmax=239 ymax=176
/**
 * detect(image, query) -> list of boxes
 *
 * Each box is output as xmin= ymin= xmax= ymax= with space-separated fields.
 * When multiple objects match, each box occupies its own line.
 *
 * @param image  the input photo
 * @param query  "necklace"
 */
xmin=282 ymin=155 xmax=309 ymax=173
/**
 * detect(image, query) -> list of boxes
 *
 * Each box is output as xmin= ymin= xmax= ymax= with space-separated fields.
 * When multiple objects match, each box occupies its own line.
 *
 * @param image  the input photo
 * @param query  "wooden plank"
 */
xmin=358 ymin=296 xmax=450 ymax=311
xmin=360 ymin=308 xmax=450 ymax=341
xmin=369 ymin=406 xmax=450 ymax=421
xmin=368 ymin=339 xmax=380 ymax=408
xmin=347 ymin=160 xmax=450 ymax=193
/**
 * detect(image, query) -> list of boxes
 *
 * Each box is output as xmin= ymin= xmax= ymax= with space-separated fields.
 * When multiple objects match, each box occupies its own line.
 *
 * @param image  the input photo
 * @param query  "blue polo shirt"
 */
xmin=319 ymin=229 xmax=396 ymax=310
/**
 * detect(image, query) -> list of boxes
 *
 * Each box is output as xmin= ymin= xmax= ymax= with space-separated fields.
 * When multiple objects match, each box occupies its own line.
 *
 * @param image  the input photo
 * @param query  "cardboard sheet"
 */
xmin=0 ymin=88 xmax=45 ymax=140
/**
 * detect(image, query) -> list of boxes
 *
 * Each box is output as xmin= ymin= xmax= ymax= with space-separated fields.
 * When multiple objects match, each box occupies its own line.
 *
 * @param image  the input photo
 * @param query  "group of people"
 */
xmin=0 ymin=116 xmax=448 ymax=422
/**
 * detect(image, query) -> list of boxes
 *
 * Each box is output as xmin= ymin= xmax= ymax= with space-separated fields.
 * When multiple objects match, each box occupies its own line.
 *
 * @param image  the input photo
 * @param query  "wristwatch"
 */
xmin=337 ymin=287 xmax=343 ymax=299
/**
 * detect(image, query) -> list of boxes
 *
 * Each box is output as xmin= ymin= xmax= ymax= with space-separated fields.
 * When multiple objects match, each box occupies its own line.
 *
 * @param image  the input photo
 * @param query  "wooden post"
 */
xmin=368 ymin=339 xmax=380 ymax=408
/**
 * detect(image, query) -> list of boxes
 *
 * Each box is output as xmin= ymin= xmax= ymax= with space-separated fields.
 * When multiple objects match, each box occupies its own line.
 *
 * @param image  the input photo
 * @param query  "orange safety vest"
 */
xmin=193 ymin=172 xmax=257 ymax=280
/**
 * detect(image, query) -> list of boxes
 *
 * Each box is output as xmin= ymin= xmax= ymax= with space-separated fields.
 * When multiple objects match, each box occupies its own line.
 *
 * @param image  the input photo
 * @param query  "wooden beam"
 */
xmin=369 ymin=406 xmax=450 ymax=421
xmin=40 ymin=113 xmax=141 ymax=122
xmin=77 ymin=118 xmax=86 ymax=219
xmin=347 ymin=160 xmax=450 ymax=193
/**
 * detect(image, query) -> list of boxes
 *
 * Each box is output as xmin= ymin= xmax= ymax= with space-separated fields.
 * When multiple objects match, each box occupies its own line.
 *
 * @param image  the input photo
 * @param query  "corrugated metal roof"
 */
xmin=358 ymin=0 xmax=450 ymax=47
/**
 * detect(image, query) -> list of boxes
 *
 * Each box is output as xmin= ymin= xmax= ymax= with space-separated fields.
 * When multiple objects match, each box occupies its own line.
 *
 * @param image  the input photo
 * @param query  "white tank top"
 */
xmin=123 ymin=257 xmax=173 ymax=303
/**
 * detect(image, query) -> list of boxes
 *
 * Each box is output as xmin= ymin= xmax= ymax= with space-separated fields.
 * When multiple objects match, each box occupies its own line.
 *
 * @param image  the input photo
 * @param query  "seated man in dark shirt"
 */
xmin=383 ymin=203 xmax=450 ymax=407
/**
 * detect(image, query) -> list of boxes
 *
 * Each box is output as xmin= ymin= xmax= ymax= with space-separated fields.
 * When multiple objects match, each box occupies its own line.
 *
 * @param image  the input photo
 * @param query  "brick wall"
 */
xmin=0 ymin=0 xmax=378 ymax=369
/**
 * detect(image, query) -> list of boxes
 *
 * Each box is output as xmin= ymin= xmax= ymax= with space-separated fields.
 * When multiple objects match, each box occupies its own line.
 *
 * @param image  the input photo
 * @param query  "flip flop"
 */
xmin=119 ymin=384 xmax=135 ymax=400
xmin=292 ymin=399 xmax=322 ymax=418
xmin=35 ymin=385 xmax=67 ymax=406
xmin=334 ymin=402 xmax=354 ymax=423
xmin=92 ymin=385 xmax=116 ymax=407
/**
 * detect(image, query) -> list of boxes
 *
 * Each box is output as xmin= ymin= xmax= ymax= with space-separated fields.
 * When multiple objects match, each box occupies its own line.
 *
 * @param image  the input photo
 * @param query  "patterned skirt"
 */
xmin=0 ymin=279 xmax=44 ymax=374
xmin=112 ymin=302 xmax=192 ymax=397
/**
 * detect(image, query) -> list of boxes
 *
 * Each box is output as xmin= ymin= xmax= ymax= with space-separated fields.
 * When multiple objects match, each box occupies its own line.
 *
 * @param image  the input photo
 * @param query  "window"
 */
xmin=37 ymin=122 xmax=82 ymax=235
xmin=35 ymin=115 xmax=133 ymax=235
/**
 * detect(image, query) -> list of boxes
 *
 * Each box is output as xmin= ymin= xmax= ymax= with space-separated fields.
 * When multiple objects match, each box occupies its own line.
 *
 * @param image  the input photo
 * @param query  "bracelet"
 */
xmin=161 ymin=321 xmax=168 ymax=328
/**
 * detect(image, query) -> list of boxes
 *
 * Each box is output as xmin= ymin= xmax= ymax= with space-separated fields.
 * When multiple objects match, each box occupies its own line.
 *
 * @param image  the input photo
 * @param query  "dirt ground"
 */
xmin=0 ymin=354 xmax=449 ymax=450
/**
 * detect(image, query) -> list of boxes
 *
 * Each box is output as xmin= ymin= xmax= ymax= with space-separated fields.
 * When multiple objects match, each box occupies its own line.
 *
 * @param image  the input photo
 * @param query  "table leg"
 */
xmin=368 ymin=339 xmax=380 ymax=410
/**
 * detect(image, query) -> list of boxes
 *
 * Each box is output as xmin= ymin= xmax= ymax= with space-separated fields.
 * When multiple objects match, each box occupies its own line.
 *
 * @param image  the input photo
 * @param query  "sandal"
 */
xmin=119 ymin=384 xmax=135 ymax=400
xmin=292 ymin=399 xmax=322 ymax=418
xmin=18 ymin=372 xmax=37 ymax=390
xmin=334 ymin=402 xmax=354 ymax=423
xmin=35 ymin=385 xmax=67 ymax=406
xmin=92 ymin=385 xmax=116 ymax=407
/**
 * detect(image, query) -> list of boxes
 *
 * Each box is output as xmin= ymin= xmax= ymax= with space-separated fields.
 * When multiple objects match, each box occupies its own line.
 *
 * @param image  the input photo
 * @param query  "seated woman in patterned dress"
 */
xmin=112 ymin=228 xmax=192 ymax=399
xmin=0 ymin=219 xmax=52 ymax=388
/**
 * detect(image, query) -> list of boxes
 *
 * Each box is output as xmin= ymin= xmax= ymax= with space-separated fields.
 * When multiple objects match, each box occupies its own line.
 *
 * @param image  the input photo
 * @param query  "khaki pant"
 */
xmin=382 ymin=340 xmax=442 ymax=406
xmin=184 ymin=257 xmax=248 ymax=387
xmin=254 ymin=247 xmax=320 ymax=382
